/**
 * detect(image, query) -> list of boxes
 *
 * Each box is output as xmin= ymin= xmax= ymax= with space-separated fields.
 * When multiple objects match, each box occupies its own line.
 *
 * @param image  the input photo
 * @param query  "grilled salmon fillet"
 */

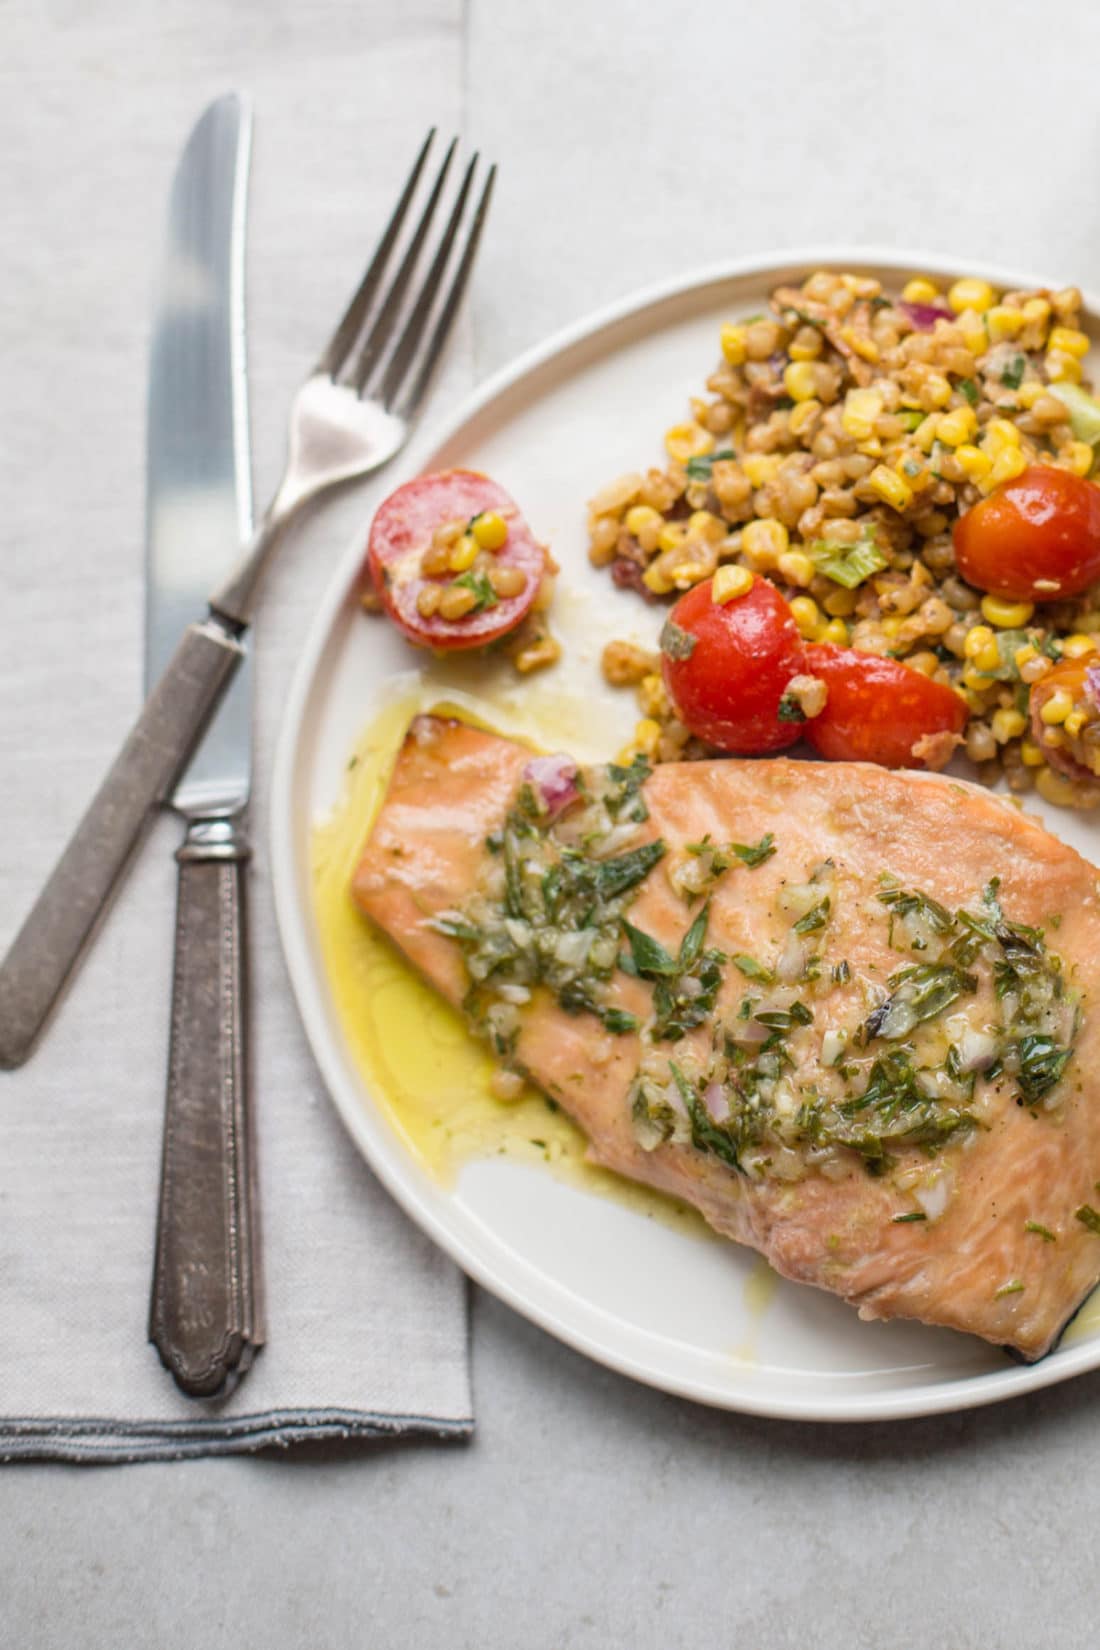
xmin=352 ymin=714 xmax=1100 ymax=1359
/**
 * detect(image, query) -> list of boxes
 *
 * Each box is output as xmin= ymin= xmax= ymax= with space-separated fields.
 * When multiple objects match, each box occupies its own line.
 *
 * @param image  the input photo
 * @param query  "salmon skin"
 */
xmin=352 ymin=714 xmax=1100 ymax=1360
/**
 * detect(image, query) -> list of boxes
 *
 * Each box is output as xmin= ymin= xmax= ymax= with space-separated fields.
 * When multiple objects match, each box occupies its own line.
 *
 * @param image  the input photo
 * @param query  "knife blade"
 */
xmin=144 ymin=94 xmax=263 ymax=1397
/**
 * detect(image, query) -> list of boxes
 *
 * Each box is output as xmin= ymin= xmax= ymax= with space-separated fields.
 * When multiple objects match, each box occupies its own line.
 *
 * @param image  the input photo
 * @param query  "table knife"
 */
xmin=144 ymin=94 xmax=263 ymax=1397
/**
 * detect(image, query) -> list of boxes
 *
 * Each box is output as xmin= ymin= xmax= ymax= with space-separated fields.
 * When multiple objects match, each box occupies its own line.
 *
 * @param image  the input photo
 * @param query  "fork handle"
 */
xmin=0 ymin=618 xmax=245 ymax=1069
xmin=149 ymin=815 xmax=263 ymax=1397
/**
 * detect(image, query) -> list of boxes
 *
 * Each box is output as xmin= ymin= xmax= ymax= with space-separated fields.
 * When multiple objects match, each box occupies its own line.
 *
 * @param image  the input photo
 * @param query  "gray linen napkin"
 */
xmin=0 ymin=25 xmax=474 ymax=1461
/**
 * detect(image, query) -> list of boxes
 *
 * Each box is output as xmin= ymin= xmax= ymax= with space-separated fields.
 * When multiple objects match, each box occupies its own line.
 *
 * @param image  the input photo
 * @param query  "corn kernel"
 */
xmin=470 ymin=510 xmax=509 ymax=551
xmin=712 ymin=564 xmax=754 ymax=604
xmin=789 ymin=596 xmax=821 ymax=638
xmin=741 ymin=518 xmax=789 ymax=569
xmin=448 ymin=534 xmax=479 ymax=572
xmin=949 ymin=278 xmax=995 ymax=314
xmin=963 ymin=624 xmax=996 ymax=661
xmin=656 ymin=521 xmax=688 ymax=554
xmin=981 ymin=594 xmax=1035 ymax=628
xmin=1014 ymin=643 xmax=1039 ymax=671
xmin=1016 ymin=381 xmax=1044 ymax=409
xmin=992 ymin=708 xmax=1028 ymax=743
xmin=962 ymin=666 xmax=994 ymax=692
xmin=688 ymin=510 xmax=726 ymax=543
xmin=867 ymin=464 xmax=913 ymax=511
xmin=438 ymin=582 xmax=478 ymax=620
xmin=1022 ymin=297 xmax=1051 ymax=328
xmin=665 ymin=422 xmax=714 ymax=464
xmin=841 ymin=388 xmax=883 ymax=441
xmin=908 ymin=651 xmax=940 ymax=676
xmin=789 ymin=333 xmax=823 ymax=362
xmin=1037 ymin=767 xmax=1083 ymax=808
xmin=1020 ymin=739 xmax=1045 ymax=767
xmin=788 ymin=398 xmax=821 ymax=437
xmin=784 ymin=361 xmax=819 ymax=402
xmin=902 ymin=277 xmax=940 ymax=304
xmin=986 ymin=447 xmax=1028 ymax=488
xmin=1046 ymin=352 xmax=1083 ymax=385
xmin=960 ymin=319 xmax=989 ymax=355
xmin=633 ymin=719 xmax=662 ymax=758
xmin=985 ymin=305 xmax=1025 ymax=342
xmin=936 ymin=406 xmax=978 ymax=447
xmin=839 ymin=326 xmax=880 ymax=364
xmin=671 ymin=562 xmax=709 ymax=589
xmin=642 ymin=561 xmax=674 ymax=595
xmin=913 ymin=414 xmax=942 ymax=453
xmin=1065 ymin=708 xmax=1088 ymax=738
xmin=1049 ymin=326 xmax=1090 ymax=358
xmin=1063 ymin=633 xmax=1098 ymax=658
xmin=720 ymin=324 xmax=747 ymax=365
xmin=985 ymin=418 xmax=1022 ymax=450
xmin=880 ymin=616 xmax=905 ymax=641
xmin=625 ymin=504 xmax=662 ymax=538
xmin=956 ymin=443 xmax=992 ymax=482
xmin=823 ymin=587 xmax=858 ymax=617
xmin=416 ymin=584 xmax=442 ymax=618
xmin=1040 ymin=689 xmax=1074 ymax=725
xmin=742 ymin=454 xmax=782 ymax=488
xmin=777 ymin=549 xmax=816 ymax=587
xmin=820 ymin=618 xmax=849 ymax=644
xmin=489 ymin=564 xmax=527 ymax=599
xmin=1062 ymin=441 xmax=1094 ymax=477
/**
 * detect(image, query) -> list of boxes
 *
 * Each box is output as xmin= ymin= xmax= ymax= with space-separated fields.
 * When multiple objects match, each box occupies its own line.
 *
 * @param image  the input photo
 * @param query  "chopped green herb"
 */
xmin=1015 ymin=1033 xmax=1072 ymax=1103
xmin=793 ymin=898 xmax=831 ymax=935
xmin=1024 ymin=1220 xmax=1057 ymax=1242
xmin=1001 ymin=354 xmax=1026 ymax=390
xmin=621 ymin=921 xmax=677 ymax=978
xmin=601 ymin=1006 xmax=639 ymax=1034
xmin=777 ymin=690 xmax=807 ymax=724
xmin=453 ymin=568 xmax=498 ymax=612
xmin=809 ymin=534 xmax=888 ymax=590
xmin=994 ymin=1280 xmax=1025 ymax=1299
xmin=1077 ymin=1205 xmax=1100 ymax=1235
xmin=731 ymin=834 xmax=776 ymax=869
xmin=685 ymin=447 xmax=734 ymax=482
xmin=659 ymin=620 xmax=697 ymax=662
xmin=733 ymin=954 xmax=775 ymax=983
xmin=892 ymin=1211 xmax=928 ymax=1224
xmin=959 ymin=378 xmax=979 ymax=406
xmin=831 ymin=960 xmax=851 ymax=984
xmin=861 ymin=961 xmax=976 ymax=1043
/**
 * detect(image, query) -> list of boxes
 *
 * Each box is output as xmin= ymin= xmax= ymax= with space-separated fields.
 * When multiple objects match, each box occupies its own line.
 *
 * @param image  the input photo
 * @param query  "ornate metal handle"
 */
xmin=0 ymin=619 xmax=246 ymax=1070
xmin=149 ymin=814 xmax=263 ymax=1397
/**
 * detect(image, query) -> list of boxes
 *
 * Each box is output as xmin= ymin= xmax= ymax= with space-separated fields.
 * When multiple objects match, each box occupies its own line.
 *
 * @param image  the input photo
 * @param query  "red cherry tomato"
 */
xmin=953 ymin=465 xmax=1100 ymax=602
xmin=367 ymin=469 xmax=545 ymax=650
xmin=802 ymin=644 xmax=967 ymax=769
xmin=659 ymin=576 xmax=804 ymax=753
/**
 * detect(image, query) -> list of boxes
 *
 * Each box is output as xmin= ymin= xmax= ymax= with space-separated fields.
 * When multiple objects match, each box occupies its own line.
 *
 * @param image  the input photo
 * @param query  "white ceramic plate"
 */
xmin=272 ymin=249 xmax=1100 ymax=1421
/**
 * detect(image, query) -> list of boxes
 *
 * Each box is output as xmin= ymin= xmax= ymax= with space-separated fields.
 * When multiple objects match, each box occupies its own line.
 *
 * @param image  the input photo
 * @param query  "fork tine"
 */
xmin=349 ymin=137 xmax=458 ymax=392
xmin=315 ymin=128 xmax=435 ymax=378
xmin=377 ymin=153 xmax=478 ymax=410
xmin=391 ymin=163 xmax=496 ymax=424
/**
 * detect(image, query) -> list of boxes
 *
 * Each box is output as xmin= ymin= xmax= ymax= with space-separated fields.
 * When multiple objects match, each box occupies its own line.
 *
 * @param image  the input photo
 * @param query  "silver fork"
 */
xmin=0 ymin=130 xmax=495 ymax=1068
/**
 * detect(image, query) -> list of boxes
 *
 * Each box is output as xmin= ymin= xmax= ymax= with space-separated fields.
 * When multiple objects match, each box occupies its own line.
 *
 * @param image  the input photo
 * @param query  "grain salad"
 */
xmin=589 ymin=269 xmax=1100 ymax=807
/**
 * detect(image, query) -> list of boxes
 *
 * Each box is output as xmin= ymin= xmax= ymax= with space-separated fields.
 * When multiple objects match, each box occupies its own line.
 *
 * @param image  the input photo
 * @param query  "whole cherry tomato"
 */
xmin=953 ymin=465 xmax=1100 ymax=602
xmin=659 ymin=575 xmax=804 ymax=753
xmin=368 ymin=469 xmax=546 ymax=650
xmin=801 ymin=644 xmax=968 ymax=769
xmin=1029 ymin=655 xmax=1100 ymax=781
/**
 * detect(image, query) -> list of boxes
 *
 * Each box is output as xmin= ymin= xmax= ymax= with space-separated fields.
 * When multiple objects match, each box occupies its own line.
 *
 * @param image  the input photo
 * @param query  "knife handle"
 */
xmin=149 ymin=815 xmax=263 ymax=1397
xmin=0 ymin=618 xmax=245 ymax=1069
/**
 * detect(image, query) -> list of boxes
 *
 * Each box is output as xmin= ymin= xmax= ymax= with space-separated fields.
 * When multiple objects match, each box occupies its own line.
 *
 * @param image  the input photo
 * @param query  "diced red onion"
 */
xmin=703 ymin=1082 xmax=730 ymax=1123
xmin=898 ymin=300 xmax=952 ymax=332
xmin=523 ymin=754 xmax=580 ymax=816
xmin=1084 ymin=663 xmax=1100 ymax=711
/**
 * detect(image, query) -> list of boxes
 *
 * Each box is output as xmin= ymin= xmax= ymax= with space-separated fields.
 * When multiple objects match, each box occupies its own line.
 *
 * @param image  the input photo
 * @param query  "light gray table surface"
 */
xmin=5 ymin=2 xmax=1100 ymax=1645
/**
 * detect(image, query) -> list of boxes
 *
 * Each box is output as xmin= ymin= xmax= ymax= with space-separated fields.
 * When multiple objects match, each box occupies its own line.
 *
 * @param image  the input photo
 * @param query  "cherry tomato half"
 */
xmin=953 ymin=465 xmax=1100 ymax=602
xmin=659 ymin=576 xmax=804 ymax=753
xmin=801 ymin=644 xmax=968 ymax=769
xmin=367 ymin=469 xmax=545 ymax=650
xmin=1029 ymin=655 xmax=1100 ymax=781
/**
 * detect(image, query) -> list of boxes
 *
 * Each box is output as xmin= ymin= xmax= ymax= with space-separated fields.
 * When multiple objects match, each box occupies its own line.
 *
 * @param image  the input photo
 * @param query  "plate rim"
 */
xmin=271 ymin=245 xmax=1100 ymax=1422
